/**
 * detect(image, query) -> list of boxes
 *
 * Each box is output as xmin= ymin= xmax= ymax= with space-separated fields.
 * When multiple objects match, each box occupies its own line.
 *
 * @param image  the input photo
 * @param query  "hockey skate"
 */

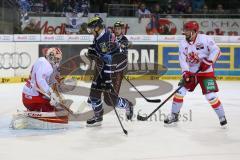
xmin=86 ymin=110 xmax=103 ymax=127
xmin=219 ymin=116 xmax=227 ymax=128
xmin=164 ymin=113 xmax=179 ymax=125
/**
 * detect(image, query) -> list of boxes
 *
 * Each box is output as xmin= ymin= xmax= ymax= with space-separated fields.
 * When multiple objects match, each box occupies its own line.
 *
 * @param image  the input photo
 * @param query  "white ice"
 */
xmin=0 ymin=81 xmax=240 ymax=160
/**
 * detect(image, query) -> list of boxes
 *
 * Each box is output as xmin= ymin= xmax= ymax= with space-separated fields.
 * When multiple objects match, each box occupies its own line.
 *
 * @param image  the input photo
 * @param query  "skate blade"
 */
xmin=220 ymin=124 xmax=228 ymax=129
xmin=163 ymin=122 xmax=178 ymax=127
xmin=86 ymin=122 xmax=102 ymax=127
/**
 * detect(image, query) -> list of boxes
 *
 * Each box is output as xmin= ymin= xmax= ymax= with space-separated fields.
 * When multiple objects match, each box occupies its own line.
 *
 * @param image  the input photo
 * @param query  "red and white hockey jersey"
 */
xmin=179 ymin=34 xmax=221 ymax=76
xmin=23 ymin=57 xmax=58 ymax=96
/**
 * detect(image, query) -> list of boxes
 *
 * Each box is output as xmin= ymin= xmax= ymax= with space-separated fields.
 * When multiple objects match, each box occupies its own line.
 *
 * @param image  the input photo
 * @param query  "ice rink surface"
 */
xmin=0 ymin=80 xmax=240 ymax=160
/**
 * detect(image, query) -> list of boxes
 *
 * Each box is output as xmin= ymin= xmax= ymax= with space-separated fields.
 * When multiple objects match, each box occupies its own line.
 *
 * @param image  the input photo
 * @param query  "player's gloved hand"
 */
xmin=49 ymin=88 xmax=60 ymax=107
xmin=86 ymin=45 xmax=100 ymax=60
xmin=183 ymin=71 xmax=193 ymax=83
xmin=199 ymin=58 xmax=212 ymax=72
xmin=102 ymin=54 xmax=112 ymax=64
xmin=182 ymin=71 xmax=196 ymax=92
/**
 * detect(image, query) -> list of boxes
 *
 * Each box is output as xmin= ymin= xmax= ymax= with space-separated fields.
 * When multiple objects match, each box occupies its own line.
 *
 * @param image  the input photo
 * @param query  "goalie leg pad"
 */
xmin=10 ymin=111 xmax=69 ymax=130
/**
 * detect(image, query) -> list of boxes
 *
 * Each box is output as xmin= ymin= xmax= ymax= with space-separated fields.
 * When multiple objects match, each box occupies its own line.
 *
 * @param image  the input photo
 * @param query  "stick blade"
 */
xmin=123 ymin=129 xmax=128 ymax=135
xmin=137 ymin=114 xmax=148 ymax=121
xmin=147 ymin=99 xmax=161 ymax=103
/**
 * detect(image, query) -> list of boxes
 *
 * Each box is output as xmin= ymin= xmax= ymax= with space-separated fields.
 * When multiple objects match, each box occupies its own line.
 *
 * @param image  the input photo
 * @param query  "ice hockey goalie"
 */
xmin=10 ymin=47 xmax=71 ymax=130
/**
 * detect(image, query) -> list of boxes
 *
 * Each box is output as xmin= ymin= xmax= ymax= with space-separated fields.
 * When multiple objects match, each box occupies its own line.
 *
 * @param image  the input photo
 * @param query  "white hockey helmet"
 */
xmin=45 ymin=47 xmax=63 ymax=66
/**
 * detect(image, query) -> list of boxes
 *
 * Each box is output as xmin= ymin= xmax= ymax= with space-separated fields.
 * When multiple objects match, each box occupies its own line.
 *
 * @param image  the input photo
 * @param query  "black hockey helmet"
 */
xmin=114 ymin=21 xmax=124 ymax=28
xmin=87 ymin=16 xmax=104 ymax=28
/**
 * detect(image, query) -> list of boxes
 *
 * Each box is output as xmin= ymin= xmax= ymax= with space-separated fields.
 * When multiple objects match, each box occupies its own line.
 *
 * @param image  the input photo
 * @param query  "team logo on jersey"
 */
xmin=99 ymin=42 xmax=108 ymax=52
xmin=186 ymin=52 xmax=200 ymax=64
xmin=196 ymin=43 xmax=204 ymax=50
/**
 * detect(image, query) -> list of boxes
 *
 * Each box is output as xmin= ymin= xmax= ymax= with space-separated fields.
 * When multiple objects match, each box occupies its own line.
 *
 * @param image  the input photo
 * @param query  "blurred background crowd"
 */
xmin=13 ymin=0 xmax=240 ymax=16
xmin=0 ymin=0 xmax=240 ymax=34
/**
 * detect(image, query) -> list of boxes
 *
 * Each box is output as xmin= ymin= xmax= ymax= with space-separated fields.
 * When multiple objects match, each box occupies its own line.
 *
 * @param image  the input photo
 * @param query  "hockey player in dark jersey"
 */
xmin=85 ymin=16 xmax=133 ymax=126
xmin=113 ymin=21 xmax=129 ymax=54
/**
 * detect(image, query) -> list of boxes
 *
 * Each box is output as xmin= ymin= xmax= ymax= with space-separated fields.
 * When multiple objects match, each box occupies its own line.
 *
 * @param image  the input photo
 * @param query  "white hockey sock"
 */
xmin=205 ymin=92 xmax=225 ymax=118
xmin=171 ymin=90 xmax=185 ymax=114
xmin=213 ymin=104 xmax=225 ymax=118
xmin=171 ymin=101 xmax=183 ymax=114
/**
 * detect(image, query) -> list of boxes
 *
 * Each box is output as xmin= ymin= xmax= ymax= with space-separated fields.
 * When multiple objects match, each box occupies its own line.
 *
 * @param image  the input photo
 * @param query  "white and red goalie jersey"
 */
xmin=179 ymin=34 xmax=221 ymax=76
xmin=23 ymin=57 xmax=59 ymax=96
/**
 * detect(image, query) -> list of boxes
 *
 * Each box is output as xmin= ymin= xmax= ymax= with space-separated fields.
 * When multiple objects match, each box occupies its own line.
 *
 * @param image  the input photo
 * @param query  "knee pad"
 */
xmin=176 ymin=87 xmax=187 ymax=97
xmin=205 ymin=92 xmax=217 ymax=101
xmin=205 ymin=92 xmax=222 ymax=109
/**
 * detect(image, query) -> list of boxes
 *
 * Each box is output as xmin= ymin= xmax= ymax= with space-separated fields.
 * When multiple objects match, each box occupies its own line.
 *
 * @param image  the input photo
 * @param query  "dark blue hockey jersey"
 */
xmin=92 ymin=29 xmax=120 ymax=56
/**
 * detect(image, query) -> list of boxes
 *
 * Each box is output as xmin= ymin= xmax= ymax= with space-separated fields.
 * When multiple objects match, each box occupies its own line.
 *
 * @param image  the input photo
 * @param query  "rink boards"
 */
xmin=0 ymin=35 xmax=240 ymax=83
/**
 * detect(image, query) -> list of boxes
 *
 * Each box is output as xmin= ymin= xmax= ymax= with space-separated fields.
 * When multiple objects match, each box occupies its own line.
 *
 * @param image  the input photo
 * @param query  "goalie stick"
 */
xmin=34 ymin=86 xmax=76 ymax=117
xmin=137 ymin=69 xmax=201 ymax=121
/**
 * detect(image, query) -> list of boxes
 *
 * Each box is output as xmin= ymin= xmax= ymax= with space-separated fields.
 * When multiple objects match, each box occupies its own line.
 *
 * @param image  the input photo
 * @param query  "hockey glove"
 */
xmin=102 ymin=54 xmax=112 ymax=64
xmin=86 ymin=45 xmax=100 ymax=60
xmin=199 ymin=58 xmax=212 ymax=72
xmin=182 ymin=71 xmax=196 ymax=92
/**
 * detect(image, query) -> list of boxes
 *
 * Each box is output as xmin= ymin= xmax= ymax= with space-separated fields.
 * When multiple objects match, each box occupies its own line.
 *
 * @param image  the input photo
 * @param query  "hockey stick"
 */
xmin=92 ymin=43 xmax=161 ymax=103
xmin=87 ymin=52 xmax=128 ymax=135
xmin=88 ymin=43 xmax=159 ymax=103
xmin=123 ymin=76 xmax=161 ymax=103
xmin=137 ymin=69 xmax=201 ymax=121
xmin=112 ymin=103 xmax=128 ymax=135
xmin=107 ymin=87 xmax=128 ymax=135
xmin=34 ymin=86 xmax=76 ymax=117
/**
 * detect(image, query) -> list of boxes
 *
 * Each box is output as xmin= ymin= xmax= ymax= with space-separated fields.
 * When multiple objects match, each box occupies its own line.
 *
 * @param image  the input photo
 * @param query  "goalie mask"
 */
xmin=45 ymin=48 xmax=63 ymax=67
